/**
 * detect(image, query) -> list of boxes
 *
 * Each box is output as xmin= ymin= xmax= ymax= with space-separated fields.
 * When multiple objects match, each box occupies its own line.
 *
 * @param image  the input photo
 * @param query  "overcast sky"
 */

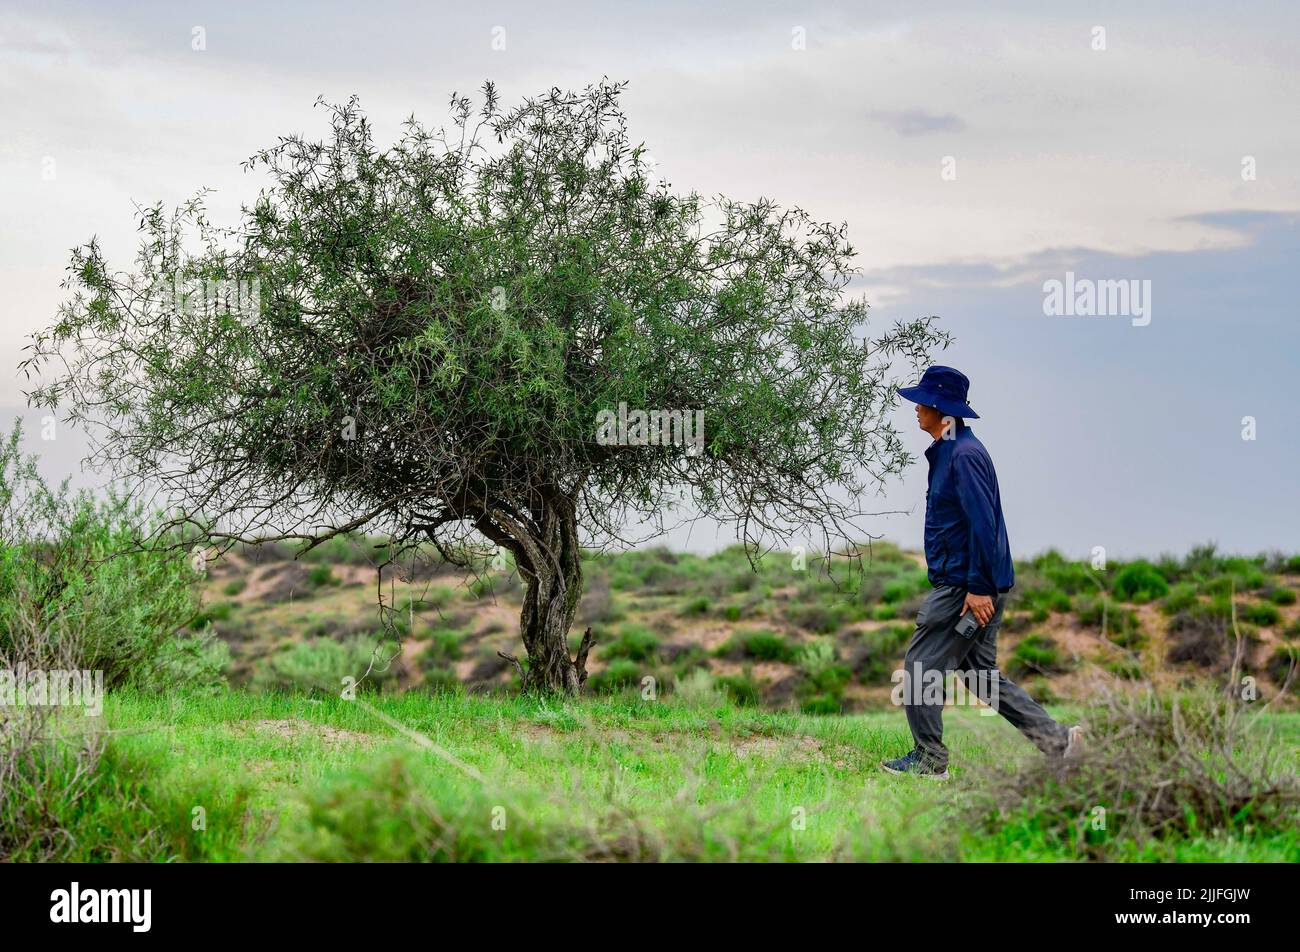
xmin=3 ymin=1 xmax=1298 ymax=559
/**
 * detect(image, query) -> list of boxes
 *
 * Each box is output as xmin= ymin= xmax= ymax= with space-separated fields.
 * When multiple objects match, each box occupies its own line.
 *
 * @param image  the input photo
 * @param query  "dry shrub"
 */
xmin=0 ymin=707 xmax=104 ymax=861
xmin=967 ymin=624 xmax=1298 ymax=859
xmin=0 ymin=597 xmax=104 ymax=861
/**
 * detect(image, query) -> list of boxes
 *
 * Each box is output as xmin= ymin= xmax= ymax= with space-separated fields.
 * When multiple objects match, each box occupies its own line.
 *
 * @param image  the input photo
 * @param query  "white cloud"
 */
xmin=3 ymin=2 xmax=1299 ymax=404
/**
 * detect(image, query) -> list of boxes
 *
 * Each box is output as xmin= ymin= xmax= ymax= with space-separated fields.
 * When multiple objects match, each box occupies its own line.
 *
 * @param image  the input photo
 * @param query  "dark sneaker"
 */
xmin=880 ymin=749 xmax=949 ymax=780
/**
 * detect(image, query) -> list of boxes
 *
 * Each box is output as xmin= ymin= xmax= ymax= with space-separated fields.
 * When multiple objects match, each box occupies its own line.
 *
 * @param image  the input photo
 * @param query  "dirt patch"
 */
xmin=397 ymin=638 xmax=426 ymax=687
xmin=672 ymin=621 xmax=742 ymax=653
xmin=238 ymin=718 xmax=372 ymax=745
xmin=465 ymin=652 xmax=514 ymax=683
xmin=1043 ymin=618 xmax=1110 ymax=660
xmin=707 ymin=658 xmax=796 ymax=683
xmin=513 ymin=720 xmax=850 ymax=766
xmin=731 ymin=732 xmax=829 ymax=761
xmin=378 ymin=559 xmax=463 ymax=584
xmin=468 ymin=600 xmax=520 ymax=638
xmin=516 ymin=722 xmax=566 ymax=744
xmin=332 ymin=563 xmax=374 ymax=588
xmin=762 ymin=673 xmax=803 ymax=706
xmin=241 ymin=562 xmax=313 ymax=603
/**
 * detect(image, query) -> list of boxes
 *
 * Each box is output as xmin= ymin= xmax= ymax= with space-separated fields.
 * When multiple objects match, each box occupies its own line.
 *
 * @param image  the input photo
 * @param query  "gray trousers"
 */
xmin=902 ymin=585 xmax=1068 ymax=769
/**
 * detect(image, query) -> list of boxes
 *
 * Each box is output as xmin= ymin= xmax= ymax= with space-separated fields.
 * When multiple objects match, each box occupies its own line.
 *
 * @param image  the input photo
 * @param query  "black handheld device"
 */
xmin=955 ymin=611 xmax=980 ymax=639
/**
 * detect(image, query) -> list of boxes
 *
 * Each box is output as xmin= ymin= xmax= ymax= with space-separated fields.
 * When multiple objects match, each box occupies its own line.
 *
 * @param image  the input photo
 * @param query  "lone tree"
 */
xmin=25 ymin=81 xmax=947 ymax=695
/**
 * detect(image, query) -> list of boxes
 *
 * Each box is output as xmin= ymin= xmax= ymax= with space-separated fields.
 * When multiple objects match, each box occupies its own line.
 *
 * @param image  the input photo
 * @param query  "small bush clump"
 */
xmin=586 ymin=659 xmax=643 ymax=694
xmin=1238 ymin=601 xmax=1281 ymax=626
xmin=251 ymin=636 xmax=400 ymax=693
xmin=722 ymin=629 xmax=797 ymax=663
xmin=601 ymin=624 xmax=660 ymax=662
xmin=1111 ymin=561 xmax=1170 ymax=602
xmin=1007 ymin=634 xmax=1066 ymax=678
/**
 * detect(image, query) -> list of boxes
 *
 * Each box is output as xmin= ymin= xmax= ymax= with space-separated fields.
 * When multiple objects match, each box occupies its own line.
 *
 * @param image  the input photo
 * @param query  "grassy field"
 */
xmin=3 ymin=477 xmax=1297 ymax=863
xmin=26 ymin=688 xmax=1295 ymax=863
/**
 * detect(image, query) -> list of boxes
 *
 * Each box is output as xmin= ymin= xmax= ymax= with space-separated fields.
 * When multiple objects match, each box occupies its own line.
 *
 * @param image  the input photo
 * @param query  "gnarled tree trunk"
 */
xmin=474 ymin=488 xmax=593 ymax=695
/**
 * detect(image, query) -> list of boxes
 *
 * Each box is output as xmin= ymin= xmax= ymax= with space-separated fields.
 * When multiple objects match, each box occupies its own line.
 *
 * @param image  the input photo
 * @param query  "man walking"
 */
xmin=882 ymin=366 xmax=1082 ymax=779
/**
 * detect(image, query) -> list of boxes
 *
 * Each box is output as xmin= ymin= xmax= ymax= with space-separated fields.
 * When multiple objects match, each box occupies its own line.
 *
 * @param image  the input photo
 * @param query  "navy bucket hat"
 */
xmin=897 ymin=366 xmax=980 ymax=419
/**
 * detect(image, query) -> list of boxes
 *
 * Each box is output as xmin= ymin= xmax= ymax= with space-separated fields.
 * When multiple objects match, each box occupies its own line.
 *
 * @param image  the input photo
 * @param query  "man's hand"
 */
xmin=962 ymin=592 xmax=995 ymax=626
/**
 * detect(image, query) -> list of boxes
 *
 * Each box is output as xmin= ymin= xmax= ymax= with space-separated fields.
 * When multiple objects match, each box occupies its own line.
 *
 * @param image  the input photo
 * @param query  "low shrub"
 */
xmin=848 ymin=624 xmax=912 ymax=684
xmin=1012 ymin=582 xmax=1071 ymax=617
xmin=716 ymin=673 xmax=761 ymax=706
xmin=1103 ymin=657 xmax=1144 ymax=680
xmin=0 ymin=421 xmax=204 ymax=692
xmin=965 ymin=683 xmax=1300 ymax=860
xmin=1008 ymin=634 xmax=1067 ymax=678
xmin=420 ymin=667 xmax=460 ymax=692
xmin=602 ymin=624 xmax=660 ymax=662
xmin=722 ymin=629 xmax=797 ymax=663
xmin=419 ymin=628 xmax=465 ymax=670
xmin=189 ymin=600 xmax=237 ymax=629
xmin=1112 ymin=561 xmax=1170 ymax=602
xmin=0 ymin=709 xmax=104 ymax=861
xmin=586 ymin=659 xmax=643 ymax=694
xmin=1160 ymin=582 xmax=1199 ymax=615
xmin=1166 ymin=603 xmax=1255 ymax=671
xmin=1 ymin=715 xmax=253 ymax=862
xmin=670 ymin=668 xmax=725 ymax=708
xmin=1001 ymin=612 xmax=1034 ymax=633
xmin=785 ymin=597 xmax=850 ymax=634
xmin=795 ymin=639 xmax=851 ymax=714
xmin=1203 ymin=569 xmax=1268 ymax=597
xmin=263 ymin=754 xmax=535 ymax=861
xmin=1238 ymin=601 xmax=1281 ymax=626
xmin=1267 ymin=586 xmax=1297 ymax=606
xmin=1075 ymin=595 xmax=1143 ymax=647
xmin=679 ymin=596 xmax=711 ymax=617
xmin=306 ymin=564 xmax=339 ymax=588
xmin=251 ymin=636 xmax=400 ymax=693
xmin=1265 ymin=645 xmax=1297 ymax=693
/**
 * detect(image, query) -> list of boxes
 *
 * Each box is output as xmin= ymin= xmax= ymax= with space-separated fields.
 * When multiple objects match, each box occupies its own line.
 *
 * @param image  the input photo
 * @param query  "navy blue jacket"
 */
xmin=923 ymin=422 xmax=1014 ymax=596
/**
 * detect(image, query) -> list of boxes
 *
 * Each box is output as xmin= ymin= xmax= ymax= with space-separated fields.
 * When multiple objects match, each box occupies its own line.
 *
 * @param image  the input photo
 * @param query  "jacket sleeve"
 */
xmin=951 ymin=449 xmax=999 ymax=596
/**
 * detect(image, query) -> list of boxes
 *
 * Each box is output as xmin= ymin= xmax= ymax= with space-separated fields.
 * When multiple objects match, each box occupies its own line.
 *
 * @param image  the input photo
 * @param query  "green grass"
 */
xmin=80 ymin=690 xmax=983 ymax=860
xmin=28 ymin=689 xmax=1289 ymax=862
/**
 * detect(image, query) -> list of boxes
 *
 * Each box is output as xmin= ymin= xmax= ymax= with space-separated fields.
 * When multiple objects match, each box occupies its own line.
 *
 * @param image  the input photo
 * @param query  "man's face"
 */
xmin=916 ymin=403 xmax=944 ymax=433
